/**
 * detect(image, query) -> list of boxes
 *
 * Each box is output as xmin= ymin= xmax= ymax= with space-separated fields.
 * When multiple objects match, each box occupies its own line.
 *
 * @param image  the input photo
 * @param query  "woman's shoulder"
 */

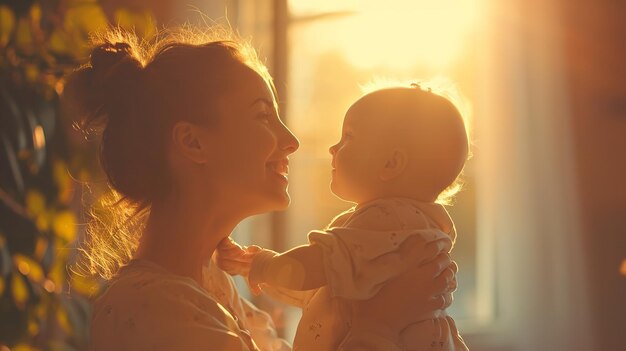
xmin=90 ymin=260 xmax=254 ymax=350
xmin=94 ymin=259 xmax=231 ymax=319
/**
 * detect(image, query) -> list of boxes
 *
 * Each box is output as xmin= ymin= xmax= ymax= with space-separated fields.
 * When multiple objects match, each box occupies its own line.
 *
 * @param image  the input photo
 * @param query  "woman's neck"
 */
xmin=134 ymin=197 xmax=240 ymax=285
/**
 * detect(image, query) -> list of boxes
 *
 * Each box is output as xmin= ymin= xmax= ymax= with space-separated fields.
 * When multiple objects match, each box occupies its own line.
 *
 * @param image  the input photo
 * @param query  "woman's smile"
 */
xmin=267 ymin=158 xmax=289 ymax=183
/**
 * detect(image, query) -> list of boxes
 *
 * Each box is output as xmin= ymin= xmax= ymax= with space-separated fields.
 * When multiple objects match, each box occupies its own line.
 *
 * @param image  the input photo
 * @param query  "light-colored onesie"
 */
xmin=261 ymin=197 xmax=468 ymax=351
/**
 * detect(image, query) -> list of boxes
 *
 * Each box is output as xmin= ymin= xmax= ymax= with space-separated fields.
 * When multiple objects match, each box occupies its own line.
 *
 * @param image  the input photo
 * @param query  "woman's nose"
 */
xmin=279 ymin=124 xmax=300 ymax=154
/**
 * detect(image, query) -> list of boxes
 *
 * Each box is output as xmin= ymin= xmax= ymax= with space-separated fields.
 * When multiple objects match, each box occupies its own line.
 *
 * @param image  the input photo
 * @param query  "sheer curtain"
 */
xmin=473 ymin=0 xmax=593 ymax=350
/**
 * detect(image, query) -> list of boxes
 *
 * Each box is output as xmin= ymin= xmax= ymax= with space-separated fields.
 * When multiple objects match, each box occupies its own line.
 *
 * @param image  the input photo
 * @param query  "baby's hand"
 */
xmin=244 ymin=245 xmax=264 ymax=296
xmin=215 ymin=237 xmax=253 ymax=276
xmin=215 ymin=238 xmax=265 ymax=295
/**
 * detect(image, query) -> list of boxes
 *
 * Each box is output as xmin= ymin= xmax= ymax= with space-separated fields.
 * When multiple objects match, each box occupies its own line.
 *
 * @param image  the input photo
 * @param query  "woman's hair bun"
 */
xmin=91 ymin=42 xmax=139 ymax=72
xmin=89 ymin=41 xmax=143 ymax=97
xmin=66 ymin=40 xmax=144 ymax=133
xmin=64 ymin=40 xmax=149 ymax=201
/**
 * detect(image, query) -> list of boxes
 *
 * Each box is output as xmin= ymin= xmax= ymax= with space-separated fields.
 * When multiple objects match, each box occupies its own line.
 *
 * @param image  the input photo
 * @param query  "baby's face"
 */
xmin=328 ymin=86 xmax=469 ymax=205
xmin=329 ymin=105 xmax=392 ymax=203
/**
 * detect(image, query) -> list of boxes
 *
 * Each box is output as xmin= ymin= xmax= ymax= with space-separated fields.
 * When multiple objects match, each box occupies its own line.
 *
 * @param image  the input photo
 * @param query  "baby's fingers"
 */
xmin=217 ymin=259 xmax=251 ymax=276
xmin=220 ymin=253 xmax=254 ymax=264
xmin=215 ymin=259 xmax=237 ymax=273
xmin=218 ymin=237 xmax=243 ymax=250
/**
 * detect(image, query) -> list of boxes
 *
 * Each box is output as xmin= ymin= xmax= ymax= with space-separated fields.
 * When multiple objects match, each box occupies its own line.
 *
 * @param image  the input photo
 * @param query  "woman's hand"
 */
xmin=350 ymin=237 xmax=458 ymax=338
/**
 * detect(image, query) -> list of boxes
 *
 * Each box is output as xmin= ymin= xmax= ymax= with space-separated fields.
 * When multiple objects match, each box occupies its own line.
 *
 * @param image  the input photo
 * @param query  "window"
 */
xmin=234 ymin=1 xmax=593 ymax=349
xmin=280 ymin=0 xmax=489 ymax=339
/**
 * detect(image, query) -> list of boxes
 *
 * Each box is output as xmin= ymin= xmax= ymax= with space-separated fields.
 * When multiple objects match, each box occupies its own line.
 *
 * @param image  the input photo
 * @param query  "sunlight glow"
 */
xmin=292 ymin=0 xmax=480 ymax=70
xmin=289 ymin=0 xmax=359 ymax=16
xmin=286 ymin=0 xmax=486 ymax=331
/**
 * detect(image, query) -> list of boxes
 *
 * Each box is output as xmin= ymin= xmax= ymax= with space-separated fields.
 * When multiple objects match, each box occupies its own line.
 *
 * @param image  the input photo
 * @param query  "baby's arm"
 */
xmin=215 ymin=237 xmax=327 ymax=291
xmin=249 ymin=244 xmax=327 ymax=291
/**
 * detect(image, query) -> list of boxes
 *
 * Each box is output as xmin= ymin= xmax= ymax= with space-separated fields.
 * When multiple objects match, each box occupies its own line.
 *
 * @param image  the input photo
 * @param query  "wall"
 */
xmin=565 ymin=1 xmax=626 ymax=350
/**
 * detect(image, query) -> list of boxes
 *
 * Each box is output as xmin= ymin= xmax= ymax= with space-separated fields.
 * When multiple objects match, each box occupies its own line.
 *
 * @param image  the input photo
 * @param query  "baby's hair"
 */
xmin=359 ymin=76 xmax=472 ymax=136
xmin=66 ymin=25 xmax=271 ymax=280
xmin=359 ymin=77 xmax=472 ymax=205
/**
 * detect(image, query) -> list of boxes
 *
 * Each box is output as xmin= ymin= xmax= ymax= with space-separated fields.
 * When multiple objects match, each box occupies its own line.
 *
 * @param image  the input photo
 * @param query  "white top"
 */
xmin=89 ymin=258 xmax=291 ymax=351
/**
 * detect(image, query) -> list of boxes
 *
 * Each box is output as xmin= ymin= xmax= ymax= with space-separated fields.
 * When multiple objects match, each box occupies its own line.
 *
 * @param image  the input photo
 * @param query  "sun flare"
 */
xmin=292 ymin=0 xmax=480 ymax=70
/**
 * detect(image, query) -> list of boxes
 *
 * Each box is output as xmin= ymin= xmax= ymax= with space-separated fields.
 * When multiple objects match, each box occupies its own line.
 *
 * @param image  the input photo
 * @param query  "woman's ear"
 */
xmin=379 ymin=148 xmax=408 ymax=181
xmin=171 ymin=121 xmax=210 ymax=164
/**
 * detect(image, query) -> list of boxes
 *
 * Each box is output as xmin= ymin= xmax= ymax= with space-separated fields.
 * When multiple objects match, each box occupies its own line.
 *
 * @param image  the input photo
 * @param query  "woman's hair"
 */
xmin=66 ymin=26 xmax=272 ymax=279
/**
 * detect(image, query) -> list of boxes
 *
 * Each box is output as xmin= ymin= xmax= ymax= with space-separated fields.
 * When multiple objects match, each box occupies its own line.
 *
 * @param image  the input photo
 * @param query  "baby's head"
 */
xmin=329 ymin=85 xmax=469 ymax=204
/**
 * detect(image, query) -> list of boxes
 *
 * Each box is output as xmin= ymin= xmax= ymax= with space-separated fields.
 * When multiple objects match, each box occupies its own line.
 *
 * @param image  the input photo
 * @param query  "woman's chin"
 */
xmin=258 ymin=191 xmax=291 ymax=213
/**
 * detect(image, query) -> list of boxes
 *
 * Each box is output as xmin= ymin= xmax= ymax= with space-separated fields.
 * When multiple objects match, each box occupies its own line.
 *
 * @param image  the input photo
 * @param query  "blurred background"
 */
xmin=0 ymin=0 xmax=624 ymax=350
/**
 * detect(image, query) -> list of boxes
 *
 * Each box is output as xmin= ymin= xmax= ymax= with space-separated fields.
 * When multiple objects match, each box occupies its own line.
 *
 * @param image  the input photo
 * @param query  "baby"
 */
xmin=217 ymin=84 xmax=469 ymax=351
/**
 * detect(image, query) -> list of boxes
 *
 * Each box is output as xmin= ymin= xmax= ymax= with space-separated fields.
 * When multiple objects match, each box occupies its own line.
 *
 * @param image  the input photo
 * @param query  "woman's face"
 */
xmin=206 ymin=66 xmax=299 ymax=215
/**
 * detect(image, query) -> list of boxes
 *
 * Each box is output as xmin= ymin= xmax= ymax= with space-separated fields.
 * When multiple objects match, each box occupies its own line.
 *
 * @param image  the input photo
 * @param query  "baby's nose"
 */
xmin=329 ymin=144 xmax=337 ymax=155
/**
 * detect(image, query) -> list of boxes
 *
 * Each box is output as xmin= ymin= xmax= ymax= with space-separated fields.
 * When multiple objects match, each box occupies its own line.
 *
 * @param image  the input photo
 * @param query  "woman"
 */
xmin=65 ymin=27 xmax=457 ymax=351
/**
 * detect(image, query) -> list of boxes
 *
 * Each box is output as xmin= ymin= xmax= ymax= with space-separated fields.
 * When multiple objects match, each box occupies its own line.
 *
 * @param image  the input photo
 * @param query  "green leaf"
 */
xmin=47 ymin=340 xmax=77 ymax=351
xmin=52 ymin=210 xmax=77 ymax=243
xmin=13 ymin=343 xmax=41 ymax=351
xmin=63 ymin=3 xmax=109 ymax=59
xmin=0 ymin=5 xmax=16 ymax=48
xmin=12 ymin=271 xmax=29 ymax=307
xmin=47 ymin=27 xmax=72 ymax=56
xmin=25 ymin=189 xmax=46 ymax=217
xmin=15 ymin=17 xmax=34 ymax=54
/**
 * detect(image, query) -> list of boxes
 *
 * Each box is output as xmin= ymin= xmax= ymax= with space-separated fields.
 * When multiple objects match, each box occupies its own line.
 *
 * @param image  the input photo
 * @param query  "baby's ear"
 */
xmin=379 ymin=148 xmax=408 ymax=181
xmin=171 ymin=121 xmax=211 ymax=164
